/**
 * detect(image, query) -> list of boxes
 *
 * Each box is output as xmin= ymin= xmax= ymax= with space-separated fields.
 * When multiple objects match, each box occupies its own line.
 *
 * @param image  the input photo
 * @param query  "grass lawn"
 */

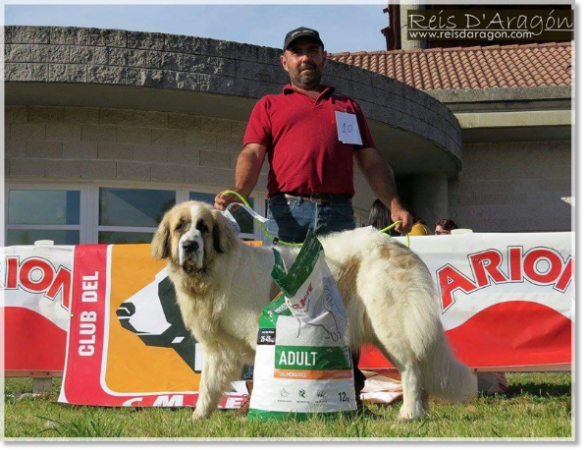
xmin=2 ymin=372 xmax=573 ymax=440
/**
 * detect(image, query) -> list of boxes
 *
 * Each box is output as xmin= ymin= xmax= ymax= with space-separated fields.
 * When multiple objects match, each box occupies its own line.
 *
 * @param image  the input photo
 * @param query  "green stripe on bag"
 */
xmin=248 ymin=409 xmax=355 ymax=421
xmin=258 ymin=293 xmax=290 ymax=329
xmin=271 ymin=232 xmax=323 ymax=297
xmin=275 ymin=345 xmax=352 ymax=370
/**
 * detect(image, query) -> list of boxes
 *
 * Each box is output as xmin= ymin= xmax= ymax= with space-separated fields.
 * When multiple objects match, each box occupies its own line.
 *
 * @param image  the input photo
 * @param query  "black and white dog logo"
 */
xmin=116 ymin=269 xmax=201 ymax=373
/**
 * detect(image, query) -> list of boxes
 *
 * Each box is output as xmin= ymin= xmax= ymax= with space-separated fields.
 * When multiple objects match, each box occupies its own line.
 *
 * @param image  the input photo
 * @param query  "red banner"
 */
xmin=359 ymin=301 xmax=572 ymax=371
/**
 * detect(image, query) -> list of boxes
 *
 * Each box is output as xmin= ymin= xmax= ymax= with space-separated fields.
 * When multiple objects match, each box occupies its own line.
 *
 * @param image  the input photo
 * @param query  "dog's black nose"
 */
xmin=182 ymin=241 xmax=199 ymax=254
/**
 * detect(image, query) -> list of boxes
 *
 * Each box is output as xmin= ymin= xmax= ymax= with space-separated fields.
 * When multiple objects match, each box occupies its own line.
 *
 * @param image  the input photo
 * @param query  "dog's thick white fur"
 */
xmin=151 ymin=201 xmax=477 ymax=421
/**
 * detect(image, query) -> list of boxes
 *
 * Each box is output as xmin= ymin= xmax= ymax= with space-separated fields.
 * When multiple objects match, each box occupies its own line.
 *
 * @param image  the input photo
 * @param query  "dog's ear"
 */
xmin=151 ymin=212 xmax=171 ymax=260
xmin=212 ymin=210 xmax=239 ymax=254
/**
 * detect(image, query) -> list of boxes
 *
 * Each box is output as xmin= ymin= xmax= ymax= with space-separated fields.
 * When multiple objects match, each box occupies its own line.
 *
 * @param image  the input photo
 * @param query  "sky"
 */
xmin=2 ymin=0 xmax=579 ymax=53
xmin=2 ymin=1 xmax=394 ymax=54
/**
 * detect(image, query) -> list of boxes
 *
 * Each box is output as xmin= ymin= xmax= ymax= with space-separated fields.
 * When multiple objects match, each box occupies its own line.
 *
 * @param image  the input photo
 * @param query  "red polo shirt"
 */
xmin=243 ymin=84 xmax=376 ymax=198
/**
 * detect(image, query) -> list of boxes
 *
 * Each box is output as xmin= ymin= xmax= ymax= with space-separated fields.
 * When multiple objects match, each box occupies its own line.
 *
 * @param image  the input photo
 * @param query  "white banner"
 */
xmin=2 ymin=231 xmax=574 ymax=377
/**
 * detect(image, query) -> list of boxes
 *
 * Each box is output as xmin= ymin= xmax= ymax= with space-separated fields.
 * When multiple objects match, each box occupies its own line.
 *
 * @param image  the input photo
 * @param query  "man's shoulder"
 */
xmin=260 ymin=91 xmax=285 ymax=99
xmin=255 ymin=91 xmax=287 ymax=106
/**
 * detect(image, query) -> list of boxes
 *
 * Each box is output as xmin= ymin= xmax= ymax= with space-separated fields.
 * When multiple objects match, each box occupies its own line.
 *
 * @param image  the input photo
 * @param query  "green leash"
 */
xmin=221 ymin=190 xmax=302 ymax=247
xmin=220 ymin=190 xmax=409 ymax=247
xmin=380 ymin=221 xmax=411 ymax=248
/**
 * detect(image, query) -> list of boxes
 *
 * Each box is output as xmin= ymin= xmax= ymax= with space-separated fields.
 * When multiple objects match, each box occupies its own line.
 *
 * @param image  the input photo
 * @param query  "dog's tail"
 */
xmin=404 ymin=265 xmax=477 ymax=403
xmin=419 ymin=333 xmax=478 ymax=403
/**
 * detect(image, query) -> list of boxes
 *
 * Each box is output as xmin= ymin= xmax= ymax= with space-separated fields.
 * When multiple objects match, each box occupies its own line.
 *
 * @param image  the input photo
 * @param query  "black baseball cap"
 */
xmin=283 ymin=27 xmax=324 ymax=50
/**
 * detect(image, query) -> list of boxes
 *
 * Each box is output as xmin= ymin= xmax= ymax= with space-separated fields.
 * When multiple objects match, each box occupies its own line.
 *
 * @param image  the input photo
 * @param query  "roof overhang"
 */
xmin=426 ymin=86 xmax=573 ymax=142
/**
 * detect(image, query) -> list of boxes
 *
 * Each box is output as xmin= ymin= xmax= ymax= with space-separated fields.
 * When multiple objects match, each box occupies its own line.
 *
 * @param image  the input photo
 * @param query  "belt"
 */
xmin=272 ymin=193 xmax=351 ymax=204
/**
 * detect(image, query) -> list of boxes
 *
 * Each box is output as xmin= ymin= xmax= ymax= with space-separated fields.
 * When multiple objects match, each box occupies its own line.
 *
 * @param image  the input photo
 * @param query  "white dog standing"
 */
xmin=151 ymin=201 xmax=477 ymax=421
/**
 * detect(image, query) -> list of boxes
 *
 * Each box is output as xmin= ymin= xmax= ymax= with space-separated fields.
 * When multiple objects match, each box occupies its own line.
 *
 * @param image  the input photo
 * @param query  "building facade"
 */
xmin=4 ymin=25 xmax=462 ymax=245
xmin=3 ymin=24 xmax=573 ymax=246
xmin=331 ymin=44 xmax=572 ymax=233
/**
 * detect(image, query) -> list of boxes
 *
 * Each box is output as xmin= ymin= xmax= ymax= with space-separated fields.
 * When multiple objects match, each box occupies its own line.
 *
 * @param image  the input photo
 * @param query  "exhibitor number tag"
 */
xmin=335 ymin=111 xmax=363 ymax=145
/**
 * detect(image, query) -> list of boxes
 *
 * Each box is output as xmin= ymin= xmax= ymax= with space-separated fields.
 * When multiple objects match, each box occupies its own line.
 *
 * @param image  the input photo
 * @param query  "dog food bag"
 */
xmin=248 ymin=232 xmax=357 ymax=420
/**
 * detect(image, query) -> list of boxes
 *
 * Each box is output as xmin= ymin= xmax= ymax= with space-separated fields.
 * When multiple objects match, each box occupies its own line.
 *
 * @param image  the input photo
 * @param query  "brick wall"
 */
xmin=3 ymin=104 xmax=384 ymax=216
xmin=449 ymin=141 xmax=572 ymax=232
xmin=4 ymin=105 xmax=258 ymax=190
xmin=6 ymin=106 xmax=571 ymax=232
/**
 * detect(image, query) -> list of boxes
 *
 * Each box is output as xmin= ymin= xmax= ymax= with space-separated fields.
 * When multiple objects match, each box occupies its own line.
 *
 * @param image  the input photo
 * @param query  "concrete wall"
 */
xmin=4 ymin=25 xmax=463 ymax=178
xmin=5 ymin=113 xmax=572 ymax=234
xmin=4 ymin=105 xmax=258 ymax=189
xmin=449 ymin=141 xmax=572 ymax=232
xmin=3 ymin=105 xmax=398 ymax=219
xmin=4 ymin=25 xmax=467 ymax=229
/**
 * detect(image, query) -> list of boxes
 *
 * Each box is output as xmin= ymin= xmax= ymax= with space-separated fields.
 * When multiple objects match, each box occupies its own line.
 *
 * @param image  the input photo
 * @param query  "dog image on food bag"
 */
xmin=151 ymin=201 xmax=477 ymax=421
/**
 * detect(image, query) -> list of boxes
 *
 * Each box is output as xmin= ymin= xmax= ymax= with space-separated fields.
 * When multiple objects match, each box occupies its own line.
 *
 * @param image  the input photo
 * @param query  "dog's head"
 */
xmin=151 ymin=201 xmax=238 ymax=274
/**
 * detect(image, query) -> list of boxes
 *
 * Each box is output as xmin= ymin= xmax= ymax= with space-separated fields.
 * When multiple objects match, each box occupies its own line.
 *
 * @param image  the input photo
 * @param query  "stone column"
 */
xmin=400 ymin=3 xmax=425 ymax=50
xmin=410 ymin=173 xmax=449 ymax=227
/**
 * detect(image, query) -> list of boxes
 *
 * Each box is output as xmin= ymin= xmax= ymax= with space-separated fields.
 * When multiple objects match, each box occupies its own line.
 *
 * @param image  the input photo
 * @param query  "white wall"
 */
xmin=449 ymin=141 xmax=572 ymax=232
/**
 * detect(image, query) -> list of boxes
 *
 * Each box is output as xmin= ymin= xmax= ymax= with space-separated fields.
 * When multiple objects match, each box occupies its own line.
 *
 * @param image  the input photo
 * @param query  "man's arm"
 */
xmin=354 ymin=147 xmax=413 ymax=233
xmin=214 ymin=143 xmax=267 ymax=211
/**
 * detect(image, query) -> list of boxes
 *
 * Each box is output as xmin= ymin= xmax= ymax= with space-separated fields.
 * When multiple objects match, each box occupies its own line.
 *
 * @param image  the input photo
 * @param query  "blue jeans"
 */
xmin=264 ymin=196 xmax=356 ymax=245
xmin=265 ymin=196 xmax=366 ymax=398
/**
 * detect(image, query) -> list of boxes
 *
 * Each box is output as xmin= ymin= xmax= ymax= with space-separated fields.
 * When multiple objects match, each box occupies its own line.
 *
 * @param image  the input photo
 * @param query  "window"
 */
xmin=98 ymin=188 xmax=176 ymax=244
xmin=4 ymin=183 xmax=267 ymax=245
xmin=5 ymin=189 xmax=82 ymax=245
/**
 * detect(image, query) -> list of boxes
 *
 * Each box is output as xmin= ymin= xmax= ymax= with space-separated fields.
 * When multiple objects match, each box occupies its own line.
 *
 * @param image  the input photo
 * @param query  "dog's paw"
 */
xmin=191 ymin=407 xmax=212 ymax=422
xmin=397 ymin=405 xmax=427 ymax=421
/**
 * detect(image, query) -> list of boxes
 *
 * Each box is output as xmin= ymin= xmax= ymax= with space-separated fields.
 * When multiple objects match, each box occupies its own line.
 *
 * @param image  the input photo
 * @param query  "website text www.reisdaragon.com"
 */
xmin=405 ymin=9 xmax=573 ymax=42
xmin=408 ymin=30 xmax=534 ymax=41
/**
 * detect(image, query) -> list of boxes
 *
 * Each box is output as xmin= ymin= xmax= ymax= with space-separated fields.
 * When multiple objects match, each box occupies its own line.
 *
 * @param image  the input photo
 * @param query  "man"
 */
xmin=215 ymin=26 xmax=413 ymax=414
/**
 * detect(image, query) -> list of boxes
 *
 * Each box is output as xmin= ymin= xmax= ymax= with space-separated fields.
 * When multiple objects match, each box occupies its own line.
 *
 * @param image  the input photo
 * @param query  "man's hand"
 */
xmin=214 ymin=190 xmax=242 ymax=211
xmin=355 ymin=148 xmax=412 ymax=234
xmin=391 ymin=206 xmax=413 ymax=234
xmin=215 ymin=143 xmax=267 ymax=211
